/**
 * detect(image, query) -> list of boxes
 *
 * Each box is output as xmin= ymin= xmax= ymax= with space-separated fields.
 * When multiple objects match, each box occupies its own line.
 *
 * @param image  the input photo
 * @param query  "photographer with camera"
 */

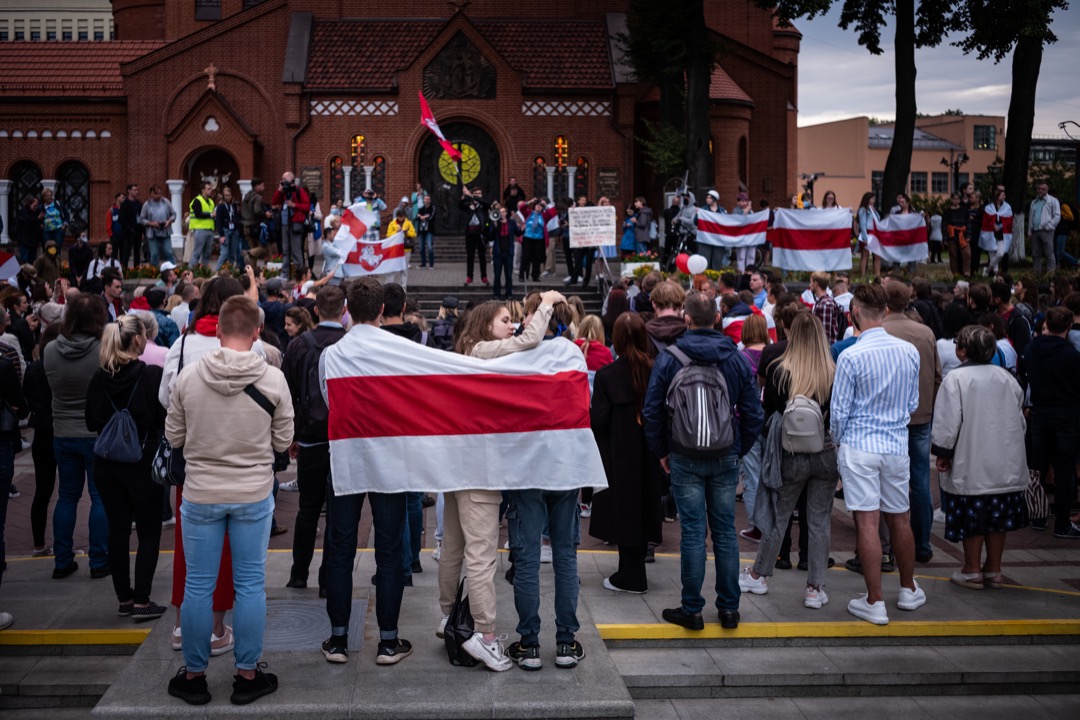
xmin=242 ymin=179 xmax=273 ymax=257
xmin=270 ymin=172 xmax=311 ymax=280
xmin=460 ymin=186 xmax=490 ymax=286
xmin=415 ymin=194 xmax=435 ymax=268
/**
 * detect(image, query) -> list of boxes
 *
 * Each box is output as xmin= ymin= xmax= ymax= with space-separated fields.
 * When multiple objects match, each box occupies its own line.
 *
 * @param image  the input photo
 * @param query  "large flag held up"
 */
xmin=869 ymin=213 xmax=929 ymax=264
xmin=696 ymin=209 xmax=769 ymax=248
xmin=419 ymin=91 xmax=461 ymax=163
xmin=768 ymin=208 xmax=853 ymax=271
xmin=322 ymin=325 xmax=608 ymax=496
xmin=329 ymin=202 xmax=407 ymax=278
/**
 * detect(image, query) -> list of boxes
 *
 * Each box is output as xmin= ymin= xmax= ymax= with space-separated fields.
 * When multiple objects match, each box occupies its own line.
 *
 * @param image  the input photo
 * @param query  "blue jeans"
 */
xmin=908 ymin=422 xmax=933 ymax=557
xmin=1055 ymin=233 xmax=1078 ymax=268
xmin=215 ymin=229 xmax=244 ymax=271
xmin=669 ymin=451 xmax=741 ymax=614
xmin=507 ymin=488 xmax=580 ymax=646
xmin=492 ymin=254 xmax=513 ymax=299
xmin=740 ymin=436 xmax=763 ymax=526
xmin=418 ymin=232 xmax=434 ymax=266
xmin=180 ymin=494 xmax=274 ymax=672
xmin=148 ymin=235 xmax=175 ymax=268
xmin=402 ymin=491 xmax=423 ymax=577
xmin=324 ymin=483 xmax=405 ymax=641
xmin=52 ymin=436 xmax=108 ymax=571
xmin=0 ymin=437 xmax=14 ymax=583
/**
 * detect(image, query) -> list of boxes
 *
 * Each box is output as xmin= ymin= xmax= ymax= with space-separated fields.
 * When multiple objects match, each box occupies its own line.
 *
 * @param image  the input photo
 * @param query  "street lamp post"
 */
xmin=940 ymin=152 xmax=969 ymax=195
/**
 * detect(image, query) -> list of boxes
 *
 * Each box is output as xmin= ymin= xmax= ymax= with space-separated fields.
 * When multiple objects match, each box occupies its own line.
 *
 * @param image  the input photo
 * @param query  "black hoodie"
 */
xmin=1024 ymin=335 xmax=1080 ymax=412
xmin=382 ymin=321 xmax=435 ymax=347
xmin=85 ymin=361 xmax=166 ymax=461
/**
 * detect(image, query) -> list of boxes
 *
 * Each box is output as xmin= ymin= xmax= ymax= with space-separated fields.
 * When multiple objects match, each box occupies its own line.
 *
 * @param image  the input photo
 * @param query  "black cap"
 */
xmin=441 ymin=295 xmax=459 ymax=309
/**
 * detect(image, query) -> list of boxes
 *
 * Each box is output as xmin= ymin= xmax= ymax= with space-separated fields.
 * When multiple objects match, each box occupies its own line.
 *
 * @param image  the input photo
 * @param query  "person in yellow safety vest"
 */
xmin=189 ymin=182 xmax=217 ymax=267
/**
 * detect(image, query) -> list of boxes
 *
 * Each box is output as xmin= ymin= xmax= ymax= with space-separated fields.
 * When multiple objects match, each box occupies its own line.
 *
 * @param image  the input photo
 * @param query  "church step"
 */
xmin=0 ymin=653 xmax=131 ymax=710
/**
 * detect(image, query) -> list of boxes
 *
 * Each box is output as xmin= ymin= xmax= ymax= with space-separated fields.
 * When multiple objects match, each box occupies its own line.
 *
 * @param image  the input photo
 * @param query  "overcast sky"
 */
xmin=796 ymin=6 xmax=1080 ymax=138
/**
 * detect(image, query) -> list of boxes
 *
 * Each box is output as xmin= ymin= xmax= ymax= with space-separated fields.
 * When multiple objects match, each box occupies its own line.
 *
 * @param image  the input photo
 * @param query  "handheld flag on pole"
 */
xmin=419 ymin=91 xmax=462 ymax=162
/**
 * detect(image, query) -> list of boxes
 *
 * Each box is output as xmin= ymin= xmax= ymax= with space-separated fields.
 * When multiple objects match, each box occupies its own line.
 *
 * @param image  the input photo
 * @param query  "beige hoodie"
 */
xmin=165 ymin=347 xmax=294 ymax=505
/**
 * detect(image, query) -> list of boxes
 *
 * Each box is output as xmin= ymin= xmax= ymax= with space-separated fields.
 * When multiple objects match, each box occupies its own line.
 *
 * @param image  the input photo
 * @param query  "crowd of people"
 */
xmin=1 ymin=173 xmax=1080 ymax=707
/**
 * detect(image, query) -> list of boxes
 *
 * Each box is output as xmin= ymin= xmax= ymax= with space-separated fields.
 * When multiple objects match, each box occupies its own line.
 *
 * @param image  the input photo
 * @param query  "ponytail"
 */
xmin=99 ymin=314 xmax=146 ymax=374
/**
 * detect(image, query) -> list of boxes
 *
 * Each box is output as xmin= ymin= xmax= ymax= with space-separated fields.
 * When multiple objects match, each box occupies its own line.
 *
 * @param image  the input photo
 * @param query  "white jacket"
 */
xmin=931 ymin=364 xmax=1028 ymax=496
xmin=1028 ymin=193 xmax=1061 ymax=233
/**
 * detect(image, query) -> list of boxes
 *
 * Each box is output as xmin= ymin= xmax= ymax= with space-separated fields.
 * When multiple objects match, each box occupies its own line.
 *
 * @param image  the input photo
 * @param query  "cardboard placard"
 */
xmin=569 ymin=206 xmax=617 ymax=248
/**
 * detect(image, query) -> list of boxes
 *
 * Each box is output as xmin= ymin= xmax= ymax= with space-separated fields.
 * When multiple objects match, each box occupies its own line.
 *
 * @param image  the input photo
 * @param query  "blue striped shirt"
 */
xmin=830 ymin=327 xmax=920 ymax=456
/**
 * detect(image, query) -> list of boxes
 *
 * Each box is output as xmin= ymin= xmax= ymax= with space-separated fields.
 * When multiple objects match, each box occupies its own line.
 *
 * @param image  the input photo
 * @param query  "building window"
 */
xmin=738 ymin=136 xmax=748 ymax=187
xmin=372 ymin=156 xmax=387 ymax=199
xmin=329 ymin=156 xmax=344 ymax=205
xmin=195 ymin=0 xmax=222 ymax=21
xmin=93 ymin=31 xmax=104 ymax=41
xmin=47 ymin=31 xmax=56 ymax=41
xmin=61 ymin=31 xmax=71 ymax=40
xmin=0 ymin=32 xmax=8 ymax=41
xmin=910 ymin=172 xmax=927 ymax=194
xmin=574 ymin=156 xmax=589 ymax=199
xmin=78 ymin=31 xmax=87 ymax=41
xmin=350 ymin=134 xmax=366 ymax=171
xmin=931 ymin=172 xmax=949 ymax=194
xmin=9 ymin=161 xmax=43 ymax=218
xmin=957 ymin=172 xmax=969 ymax=189
xmin=974 ymin=125 xmax=996 ymax=151
xmin=56 ymin=161 xmax=90 ymax=238
xmin=533 ymin=156 xmax=547 ymax=198
xmin=30 ymin=31 xmax=40 ymax=41
xmin=553 ymin=135 xmax=569 ymax=170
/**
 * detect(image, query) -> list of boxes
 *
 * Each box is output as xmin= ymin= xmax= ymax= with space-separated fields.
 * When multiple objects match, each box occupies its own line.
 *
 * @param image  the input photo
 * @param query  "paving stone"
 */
xmin=706 ymin=646 xmax=842 ymax=686
xmin=610 ymin=648 xmax=719 ymax=687
xmin=793 ymin=695 xmax=932 ymax=719
xmin=19 ymin=655 xmax=130 ymax=696
xmin=820 ymin=645 xmax=962 ymax=685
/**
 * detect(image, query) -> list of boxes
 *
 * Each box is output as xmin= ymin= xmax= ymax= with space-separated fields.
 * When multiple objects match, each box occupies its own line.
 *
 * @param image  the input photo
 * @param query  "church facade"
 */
xmin=0 ymin=0 xmax=799 ymax=246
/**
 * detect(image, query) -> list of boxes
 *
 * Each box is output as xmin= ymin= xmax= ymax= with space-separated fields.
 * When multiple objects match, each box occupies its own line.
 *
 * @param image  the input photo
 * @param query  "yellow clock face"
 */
xmin=439 ymin=143 xmax=480 ymax=184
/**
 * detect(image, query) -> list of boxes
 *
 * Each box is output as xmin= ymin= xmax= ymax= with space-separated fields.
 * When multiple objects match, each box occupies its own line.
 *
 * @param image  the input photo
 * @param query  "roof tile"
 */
xmin=0 ymin=41 xmax=164 ymax=97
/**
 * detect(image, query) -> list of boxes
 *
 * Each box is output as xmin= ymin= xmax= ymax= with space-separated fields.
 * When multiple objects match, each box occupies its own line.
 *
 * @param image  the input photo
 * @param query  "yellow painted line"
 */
xmin=0 ymin=629 xmax=150 ymax=646
xmin=597 ymin=619 xmax=1080 ymax=641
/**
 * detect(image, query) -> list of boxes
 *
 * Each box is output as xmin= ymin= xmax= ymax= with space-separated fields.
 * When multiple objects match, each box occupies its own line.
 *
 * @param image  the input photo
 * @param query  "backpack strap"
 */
xmin=665 ymin=345 xmax=693 ymax=367
xmin=420 ymin=330 xmax=429 ymax=346
xmin=243 ymin=383 xmax=277 ymax=417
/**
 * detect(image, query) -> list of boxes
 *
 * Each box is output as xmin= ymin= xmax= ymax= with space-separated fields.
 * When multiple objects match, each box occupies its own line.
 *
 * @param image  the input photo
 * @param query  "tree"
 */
xmin=761 ymin=1 xmax=948 ymax=208
xmin=944 ymin=0 xmax=1069 ymax=213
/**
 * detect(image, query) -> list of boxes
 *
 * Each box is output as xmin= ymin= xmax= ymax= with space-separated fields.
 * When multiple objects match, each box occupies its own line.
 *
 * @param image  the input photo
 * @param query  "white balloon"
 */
xmin=687 ymin=254 xmax=708 ymax=275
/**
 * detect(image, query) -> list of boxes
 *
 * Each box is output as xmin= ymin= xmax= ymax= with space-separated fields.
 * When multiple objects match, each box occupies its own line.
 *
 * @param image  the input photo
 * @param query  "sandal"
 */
xmin=949 ymin=571 xmax=984 ymax=590
xmin=982 ymin=572 xmax=1005 ymax=589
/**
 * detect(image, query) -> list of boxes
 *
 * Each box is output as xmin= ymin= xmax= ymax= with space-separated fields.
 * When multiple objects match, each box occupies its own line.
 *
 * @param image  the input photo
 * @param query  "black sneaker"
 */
xmin=376 ymin=638 xmax=413 ymax=665
xmin=915 ymin=550 xmax=934 ymax=563
xmin=52 ymin=562 xmax=78 ymax=579
xmin=230 ymin=663 xmax=278 ymax=705
xmin=412 ymin=559 xmax=423 ymax=574
xmin=1054 ymin=523 xmax=1080 ymax=539
xmin=845 ymin=555 xmax=864 ymax=575
xmin=662 ymin=607 xmax=704 ymax=631
xmin=719 ymin=610 xmax=740 ymax=629
xmin=131 ymin=601 xmax=168 ymax=621
xmin=507 ymin=641 xmax=542 ymax=670
xmin=555 ymin=641 xmax=585 ymax=668
xmin=90 ymin=566 xmax=111 ymax=579
xmin=118 ymin=603 xmax=134 ymax=617
xmin=644 ymin=546 xmax=656 ymax=564
xmin=775 ymin=556 xmax=793 ymax=570
xmin=168 ymin=667 xmax=211 ymax=705
xmin=504 ymin=563 xmax=516 ymax=585
xmin=881 ymin=553 xmax=897 ymax=573
xmin=1031 ymin=517 xmax=1047 ymax=531
xmin=322 ymin=634 xmax=349 ymax=663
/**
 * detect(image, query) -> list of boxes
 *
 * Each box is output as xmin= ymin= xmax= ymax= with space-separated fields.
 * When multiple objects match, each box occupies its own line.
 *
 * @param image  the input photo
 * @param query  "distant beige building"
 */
xmin=798 ymin=114 xmax=1005 ymax=207
xmin=0 ymin=1 xmax=113 ymax=42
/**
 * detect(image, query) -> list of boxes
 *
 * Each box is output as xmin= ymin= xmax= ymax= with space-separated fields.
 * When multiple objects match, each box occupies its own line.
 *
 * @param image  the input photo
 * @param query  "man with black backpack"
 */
xmin=643 ymin=291 xmax=764 ymax=631
xmin=282 ymin=285 xmax=347 ymax=596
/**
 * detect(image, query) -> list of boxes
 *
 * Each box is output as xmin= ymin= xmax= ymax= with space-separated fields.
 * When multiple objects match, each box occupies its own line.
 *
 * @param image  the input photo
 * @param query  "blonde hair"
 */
xmin=507 ymin=300 xmax=524 ymax=324
xmin=777 ymin=312 xmax=835 ymax=404
xmin=436 ymin=305 xmax=458 ymax=321
xmin=100 ymin=315 xmax=147 ymax=374
xmin=567 ymin=296 xmax=586 ymax=327
xmin=164 ymin=293 xmax=183 ymax=312
xmin=575 ymin=315 xmax=604 ymax=345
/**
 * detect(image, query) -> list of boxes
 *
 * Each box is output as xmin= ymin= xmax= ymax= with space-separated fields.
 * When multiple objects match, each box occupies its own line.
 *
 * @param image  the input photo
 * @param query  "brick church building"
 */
xmin=0 ymin=0 xmax=799 ymax=249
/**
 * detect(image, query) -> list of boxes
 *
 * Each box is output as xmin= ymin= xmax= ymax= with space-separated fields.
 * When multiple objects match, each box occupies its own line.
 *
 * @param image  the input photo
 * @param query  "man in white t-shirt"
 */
xmin=171 ymin=282 xmax=199 ymax=334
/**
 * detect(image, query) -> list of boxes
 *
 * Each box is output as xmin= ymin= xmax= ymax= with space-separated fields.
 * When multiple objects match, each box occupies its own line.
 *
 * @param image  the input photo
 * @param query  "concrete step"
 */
xmin=0 ymin=654 xmax=131 ymax=710
xmin=610 ymin=642 xmax=1080 ymax=699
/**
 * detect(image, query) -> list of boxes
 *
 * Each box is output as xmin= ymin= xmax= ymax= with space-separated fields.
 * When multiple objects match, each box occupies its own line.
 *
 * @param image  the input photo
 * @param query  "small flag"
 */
xmin=870 ymin=213 xmax=929 ymax=264
xmin=696 ymin=209 xmax=769 ymax=248
xmin=768 ymin=208 xmax=853 ymax=272
xmin=0 ymin=251 xmax=18 ymax=282
xmin=419 ymin=91 xmax=462 ymax=162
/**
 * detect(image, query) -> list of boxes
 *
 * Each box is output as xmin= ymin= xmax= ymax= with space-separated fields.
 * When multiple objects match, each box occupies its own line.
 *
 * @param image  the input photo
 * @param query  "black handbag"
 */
xmin=152 ymin=335 xmax=187 ymax=488
xmin=444 ymin=578 xmax=478 ymax=667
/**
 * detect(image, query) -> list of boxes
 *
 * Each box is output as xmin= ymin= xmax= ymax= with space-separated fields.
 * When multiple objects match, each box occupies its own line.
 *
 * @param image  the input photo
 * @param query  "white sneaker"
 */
xmin=503 ymin=540 xmax=511 ymax=551
xmin=436 ymin=615 xmax=448 ymax=639
xmin=562 ymin=275 xmax=572 ymax=283
xmin=0 ymin=612 xmax=14 ymax=630
xmin=463 ymin=632 xmax=512 ymax=672
xmin=804 ymin=587 xmax=829 ymax=609
xmin=540 ymin=544 xmax=553 ymax=564
xmin=579 ymin=503 xmax=592 ymax=518
xmin=171 ymin=625 xmax=183 ymax=651
xmin=162 ymin=517 xmax=177 ymax=528
xmin=432 ymin=540 xmax=442 ymax=562
xmin=933 ymin=508 xmax=946 ymax=523
xmin=738 ymin=567 xmax=768 ymax=595
xmin=541 ymin=271 xmax=553 ymax=278
xmin=279 ymin=480 xmax=299 ymax=492
xmin=847 ymin=595 xmax=889 ymax=625
xmin=897 ymin=580 xmax=926 ymax=611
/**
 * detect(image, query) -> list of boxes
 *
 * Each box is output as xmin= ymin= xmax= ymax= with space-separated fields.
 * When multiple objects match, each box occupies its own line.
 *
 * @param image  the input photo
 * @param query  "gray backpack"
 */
xmin=781 ymin=395 xmax=825 ymax=454
xmin=664 ymin=346 xmax=734 ymax=458
xmin=93 ymin=377 xmax=144 ymax=463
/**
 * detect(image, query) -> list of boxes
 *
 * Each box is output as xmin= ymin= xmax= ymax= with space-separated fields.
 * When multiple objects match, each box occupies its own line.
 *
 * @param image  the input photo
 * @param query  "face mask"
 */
xmin=48 ymin=248 xmax=57 ymax=255
xmin=331 ymin=208 xmax=341 ymax=216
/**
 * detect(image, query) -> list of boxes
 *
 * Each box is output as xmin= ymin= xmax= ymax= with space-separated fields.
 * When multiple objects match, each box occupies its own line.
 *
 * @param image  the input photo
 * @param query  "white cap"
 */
xmin=401 ymin=196 xmax=410 ymax=204
xmin=707 ymin=190 xmax=720 ymax=201
xmin=159 ymin=261 xmax=177 ymax=271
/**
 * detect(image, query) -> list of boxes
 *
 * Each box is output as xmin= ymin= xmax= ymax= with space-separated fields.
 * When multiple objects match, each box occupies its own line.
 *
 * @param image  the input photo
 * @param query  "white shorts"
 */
xmin=838 ymin=444 xmax=910 ymax=514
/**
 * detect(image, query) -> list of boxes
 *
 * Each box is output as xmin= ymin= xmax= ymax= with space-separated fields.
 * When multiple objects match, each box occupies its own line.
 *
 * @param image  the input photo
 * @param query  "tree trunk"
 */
xmin=684 ymin=0 xmax=712 ymax=195
xmin=882 ymin=0 xmax=916 ymax=209
xmin=1003 ymin=35 xmax=1042 ymax=217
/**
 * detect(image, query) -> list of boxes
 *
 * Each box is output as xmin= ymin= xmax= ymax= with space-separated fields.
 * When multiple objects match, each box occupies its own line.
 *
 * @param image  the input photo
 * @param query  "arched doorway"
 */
xmin=185 ymin=147 xmax=240 ymax=209
xmin=9 ymin=160 xmax=42 ymax=213
xmin=56 ymin=161 xmax=91 ymax=238
xmin=417 ymin=122 xmax=500 ymax=235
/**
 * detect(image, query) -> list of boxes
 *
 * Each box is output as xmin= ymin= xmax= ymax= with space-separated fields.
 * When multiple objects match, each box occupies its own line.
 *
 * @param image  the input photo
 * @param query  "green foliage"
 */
xmin=909 ymin=193 xmax=947 ymax=216
xmin=1027 ymin=162 xmax=1077 ymax=203
xmin=947 ymin=0 xmax=1069 ymax=63
xmin=636 ymin=119 xmax=687 ymax=181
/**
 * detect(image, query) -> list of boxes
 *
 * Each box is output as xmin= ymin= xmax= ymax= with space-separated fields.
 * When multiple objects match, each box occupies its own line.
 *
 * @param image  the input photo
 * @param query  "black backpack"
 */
xmin=93 ymin=376 xmax=143 ymax=463
xmin=431 ymin=318 xmax=455 ymax=351
xmin=297 ymin=332 xmax=329 ymax=433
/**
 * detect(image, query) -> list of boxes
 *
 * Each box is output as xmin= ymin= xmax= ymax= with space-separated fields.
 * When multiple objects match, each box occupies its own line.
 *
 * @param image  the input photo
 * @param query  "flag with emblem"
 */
xmin=331 ymin=203 xmax=407 ymax=277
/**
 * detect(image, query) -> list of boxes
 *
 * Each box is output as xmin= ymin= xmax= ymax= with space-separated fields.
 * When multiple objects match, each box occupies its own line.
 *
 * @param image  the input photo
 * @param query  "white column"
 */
xmin=41 ymin=179 xmax=58 ymax=194
xmin=166 ymin=179 xmax=186 ymax=252
xmin=0 ymin=180 xmax=11 ymax=243
xmin=363 ymin=165 xmax=374 ymax=193
xmin=545 ymin=166 xmax=555 ymax=201
xmin=566 ymin=167 xmax=577 ymax=200
xmin=342 ymin=166 xmax=352 ymax=204
xmin=238 ymin=179 xmax=252 ymax=198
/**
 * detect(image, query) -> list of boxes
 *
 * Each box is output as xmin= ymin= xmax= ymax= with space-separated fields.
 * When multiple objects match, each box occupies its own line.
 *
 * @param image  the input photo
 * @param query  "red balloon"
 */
xmin=675 ymin=253 xmax=690 ymax=274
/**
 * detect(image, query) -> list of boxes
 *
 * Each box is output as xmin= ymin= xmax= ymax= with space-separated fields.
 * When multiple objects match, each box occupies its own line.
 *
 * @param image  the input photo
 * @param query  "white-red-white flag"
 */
xmin=696 ymin=209 xmax=769 ymax=248
xmin=322 ymin=326 xmax=607 ymax=495
xmin=330 ymin=203 xmax=407 ymax=277
xmin=869 ymin=213 xmax=928 ymax=264
xmin=0 ymin=251 xmax=18 ymax=283
xmin=419 ymin=91 xmax=461 ymax=163
xmin=768 ymin=208 xmax=853 ymax=272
